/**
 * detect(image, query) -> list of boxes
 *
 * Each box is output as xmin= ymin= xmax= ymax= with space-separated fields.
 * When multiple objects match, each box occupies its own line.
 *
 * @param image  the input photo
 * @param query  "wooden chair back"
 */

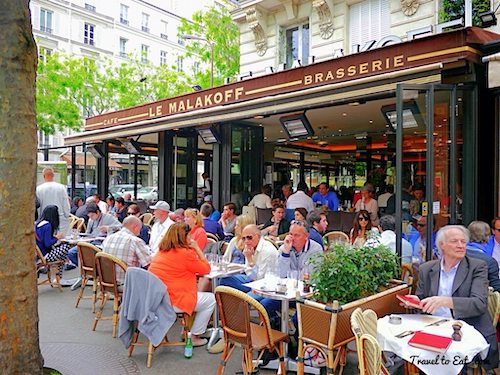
xmin=488 ymin=287 xmax=500 ymax=327
xmin=255 ymin=208 xmax=272 ymax=226
xmin=75 ymin=242 xmax=101 ymax=311
xmin=400 ymin=264 xmax=415 ymax=293
xmin=139 ymin=212 xmax=154 ymax=226
xmin=206 ymin=232 xmax=220 ymax=242
xmin=358 ymin=333 xmax=385 ymax=375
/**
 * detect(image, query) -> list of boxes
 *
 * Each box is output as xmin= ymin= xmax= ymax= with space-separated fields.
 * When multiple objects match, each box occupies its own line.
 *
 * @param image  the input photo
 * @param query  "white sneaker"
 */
xmin=70 ymin=277 xmax=83 ymax=290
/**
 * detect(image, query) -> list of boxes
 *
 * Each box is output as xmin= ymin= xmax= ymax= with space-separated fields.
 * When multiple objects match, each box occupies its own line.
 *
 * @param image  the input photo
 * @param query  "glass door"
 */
xmin=395 ymin=84 xmax=458 ymax=263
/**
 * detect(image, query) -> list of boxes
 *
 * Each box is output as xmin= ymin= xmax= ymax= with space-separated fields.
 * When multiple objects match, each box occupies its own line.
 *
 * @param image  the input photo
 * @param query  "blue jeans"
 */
xmin=68 ymin=246 xmax=78 ymax=266
xmin=219 ymin=274 xmax=252 ymax=293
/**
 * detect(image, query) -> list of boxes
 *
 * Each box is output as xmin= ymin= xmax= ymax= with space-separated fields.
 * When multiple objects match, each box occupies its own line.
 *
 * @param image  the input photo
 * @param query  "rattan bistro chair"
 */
xmin=75 ymin=242 xmax=101 ymax=312
xmin=35 ymin=245 xmax=64 ymax=292
xmin=350 ymin=308 xmax=389 ymax=375
xmin=488 ymin=287 xmax=500 ymax=327
xmin=322 ymin=231 xmax=350 ymax=248
xmin=93 ymin=252 xmax=127 ymax=338
xmin=296 ymin=298 xmax=341 ymax=375
xmin=215 ymin=286 xmax=289 ymax=375
xmin=139 ymin=212 xmax=154 ymax=226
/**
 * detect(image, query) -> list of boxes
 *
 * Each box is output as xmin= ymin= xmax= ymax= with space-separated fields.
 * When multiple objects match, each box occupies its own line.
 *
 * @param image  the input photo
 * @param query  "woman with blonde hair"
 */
xmin=149 ymin=222 xmax=215 ymax=346
xmin=222 ymin=214 xmax=255 ymax=263
xmin=184 ymin=208 xmax=207 ymax=251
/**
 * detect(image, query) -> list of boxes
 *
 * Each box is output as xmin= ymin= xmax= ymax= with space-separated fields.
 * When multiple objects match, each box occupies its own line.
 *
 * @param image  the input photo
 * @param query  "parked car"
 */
xmin=136 ymin=186 xmax=158 ymax=201
xmin=108 ymin=184 xmax=141 ymax=198
xmin=67 ymin=183 xmax=97 ymax=199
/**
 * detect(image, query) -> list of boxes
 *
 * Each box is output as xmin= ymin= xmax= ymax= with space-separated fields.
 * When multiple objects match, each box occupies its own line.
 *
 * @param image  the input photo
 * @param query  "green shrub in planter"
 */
xmin=310 ymin=242 xmax=399 ymax=305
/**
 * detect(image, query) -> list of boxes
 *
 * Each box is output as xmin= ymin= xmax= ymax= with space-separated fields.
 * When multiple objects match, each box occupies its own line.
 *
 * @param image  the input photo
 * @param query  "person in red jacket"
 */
xmin=149 ymin=222 xmax=215 ymax=347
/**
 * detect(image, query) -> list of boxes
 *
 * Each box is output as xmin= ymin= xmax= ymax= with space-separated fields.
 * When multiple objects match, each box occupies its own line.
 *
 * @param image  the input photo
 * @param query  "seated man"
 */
xmin=219 ymin=202 xmax=237 ymax=241
xmin=379 ymin=215 xmax=412 ymax=265
xmin=259 ymin=220 xmax=324 ymax=328
xmin=306 ymin=209 xmax=328 ymax=248
xmin=149 ymin=200 xmax=175 ymax=253
xmin=102 ymin=216 xmax=152 ymax=284
xmin=67 ymin=202 xmax=122 ymax=267
xmin=219 ymin=224 xmax=278 ymax=292
xmin=416 ymin=225 xmax=498 ymax=371
xmin=261 ymin=204 xmax=290 ymax=238
xmin=311 ymin=182 xmax=339 ymax=211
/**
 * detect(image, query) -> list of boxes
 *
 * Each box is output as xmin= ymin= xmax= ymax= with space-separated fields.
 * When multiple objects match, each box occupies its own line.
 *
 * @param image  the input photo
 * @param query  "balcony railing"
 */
xmin=160 ymin=33 xmax=168 ymax=40
xmin=120 ymin=18 xmax=129 ymax=25
xmin=142 ymin=26 xmax=149 ymax=33
xmin=84 ymin=4 xmax=96 ymax=11
xmin=120 ymin=52 xmax=128 ymax=58
xmin=84 ymin=39 xmax=95 ymax=46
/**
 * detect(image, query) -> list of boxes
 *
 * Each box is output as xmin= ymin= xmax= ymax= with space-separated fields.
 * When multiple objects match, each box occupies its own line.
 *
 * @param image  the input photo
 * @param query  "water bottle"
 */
xmin=184 ymin=332 xmax=193 ymax=359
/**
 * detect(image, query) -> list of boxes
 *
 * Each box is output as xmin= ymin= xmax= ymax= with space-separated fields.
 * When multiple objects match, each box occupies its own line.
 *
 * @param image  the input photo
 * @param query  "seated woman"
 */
xmin=294 ymin=207 xmax=308 ymax=222
xmin=222 ymin=214 xmax=255 ymax=264
xmin=184 ymin=208 xmax=207 ymax=251
xmin=35 ymin=205 xmax=72 ymax=278
xmin=149 ymin=223 xmax=215 ymax=347
xmin=350 ymin=209 xmax=376 ymax=247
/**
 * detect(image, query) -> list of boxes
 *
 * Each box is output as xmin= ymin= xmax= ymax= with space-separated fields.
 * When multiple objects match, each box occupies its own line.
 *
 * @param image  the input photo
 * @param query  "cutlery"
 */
xmin=394 ymin=318 xmax=449 ymax=338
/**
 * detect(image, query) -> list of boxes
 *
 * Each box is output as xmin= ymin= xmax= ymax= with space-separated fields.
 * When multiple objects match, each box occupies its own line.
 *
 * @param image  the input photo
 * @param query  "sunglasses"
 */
xmin=291 ymin=220 xmax=307 ymax=227
xmin=242 ymin=235 xmax=254 ymax=241
xmin=358 ymin=217 xmax=369 ymax=222
xmin=416 ymin=223 xmax=426 ymax=227
xmin=127 ymin=211 xmax=138 ymax=215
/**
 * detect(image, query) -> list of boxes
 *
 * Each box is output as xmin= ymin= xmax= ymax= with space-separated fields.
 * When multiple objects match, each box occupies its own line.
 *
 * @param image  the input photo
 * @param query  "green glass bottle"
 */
xmin=184 ymin=332 xmax=193 ymax=359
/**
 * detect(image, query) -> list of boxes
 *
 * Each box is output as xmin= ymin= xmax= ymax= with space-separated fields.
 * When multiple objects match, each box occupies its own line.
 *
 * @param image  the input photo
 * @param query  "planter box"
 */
xmin=297 ymin=281 xmax=410 ymax=373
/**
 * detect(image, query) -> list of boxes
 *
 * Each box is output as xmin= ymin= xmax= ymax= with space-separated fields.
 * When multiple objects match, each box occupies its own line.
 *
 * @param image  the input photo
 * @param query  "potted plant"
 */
xmin=310 ymin=241 xmax=399 ymax=305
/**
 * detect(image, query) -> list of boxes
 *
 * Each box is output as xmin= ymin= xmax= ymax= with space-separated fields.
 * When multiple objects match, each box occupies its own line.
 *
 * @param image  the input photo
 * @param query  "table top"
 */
xmin=205 ymin=263 xmax=249 ymax=280
xmin=243 ymin=277 xmax=312 ymax=301
xmin=377 ymin=314 xmax=489 ymax=375
xmin=62 ymin=236 xmax=106 ymax=245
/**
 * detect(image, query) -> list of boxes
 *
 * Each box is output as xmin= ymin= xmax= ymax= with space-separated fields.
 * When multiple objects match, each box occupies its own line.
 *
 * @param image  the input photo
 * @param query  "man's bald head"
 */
xmin=123 ymin=215 xmax=142 ymax=236
xmin=42 ymin=167 xmax=55 ymax=182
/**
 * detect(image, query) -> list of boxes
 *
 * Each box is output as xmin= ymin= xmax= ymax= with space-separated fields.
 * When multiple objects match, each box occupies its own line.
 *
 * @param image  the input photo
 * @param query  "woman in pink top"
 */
xmin=184 ymin=208 xmax=208 ymax=251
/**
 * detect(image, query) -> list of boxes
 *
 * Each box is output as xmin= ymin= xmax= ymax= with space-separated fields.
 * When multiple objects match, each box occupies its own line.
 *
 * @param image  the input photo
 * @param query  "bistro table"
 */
xmin=205 ymin=262 xmax=249 ymax=350
xmin=377 ymin=314 xmax=490 ymax=375
xmin=243 ymin=277 xmax=319 ymax=374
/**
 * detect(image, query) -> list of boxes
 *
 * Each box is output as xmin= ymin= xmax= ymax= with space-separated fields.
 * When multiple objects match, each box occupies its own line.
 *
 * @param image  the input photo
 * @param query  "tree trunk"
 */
xmin=0 ymin=1 xmax=44 ymax=373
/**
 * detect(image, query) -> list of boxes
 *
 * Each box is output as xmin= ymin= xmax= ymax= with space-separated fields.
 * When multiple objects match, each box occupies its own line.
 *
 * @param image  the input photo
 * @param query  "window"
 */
xmin=119 ymin=38 xmax=127 ymax=57
xmin=141 ymin=44 xmax=149 ymax=62
xmin=160 ymin=20 xmax=168 ymax=39
xmin=160 ymin=50 xmax=168 ymax=65
xmin=142 ymin=13 xmax=150 ymax=33
xmin=284 ymin=23 xmax=310 ymax=68
xmin=193 ymin=61 xmax=200 ymax=75
xmin=177 ymin=56 xmax=183 ymax=72
xmin=120 ymin=4 xmax=129 ymax=25
xmin=84 ymin=23 xmax=95 ymax=45
xmin=38 ymin=47 xmax=52 ymax=64
xmin=40 ymin=8 xmax=53 ymax=33
xmin=349 ymin=0 xmax=390 ymax=53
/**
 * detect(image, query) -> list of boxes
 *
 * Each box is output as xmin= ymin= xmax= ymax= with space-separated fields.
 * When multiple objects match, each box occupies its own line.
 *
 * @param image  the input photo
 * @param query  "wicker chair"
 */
xmin=322 ymin=231 xmax=350 ymax=248
xmin=35 ymin=245 xmax=64 ymax=292
xmin=488 ymin=287 xmax=500 ymax=327
xmin=400 ymin=264 xmax=416 ymax=293
xmin=214 ymin=286 xmax=289 ymax=375
xmin=350 ymin=308 xmax=389 ymax=375
xmin=264 ymin=237 xmax=278 ymax=249
xmin=93 ymin=252 xmax=127 ymax=338
xmin=206 ymin=232 xmax=220 ymax=242
xmin=139 ymin=212 xmax=154 ymax=226
xmin=357 ymin=333 xmax=386 ymax=375
xmin=75 ymin=242 xmax=101 ymax=312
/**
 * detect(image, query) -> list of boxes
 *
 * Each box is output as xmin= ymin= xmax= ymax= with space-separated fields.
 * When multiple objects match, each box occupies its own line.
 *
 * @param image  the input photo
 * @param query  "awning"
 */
xmin=482 ymin=52 xmax=500 ymax=88
xmin=61 ymin=154 xmax=122 ymax=170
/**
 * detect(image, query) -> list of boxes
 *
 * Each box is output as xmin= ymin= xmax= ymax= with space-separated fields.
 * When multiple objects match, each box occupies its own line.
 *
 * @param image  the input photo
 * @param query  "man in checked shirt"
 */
xmin=102 ymin=215 xmax=152 ymax=284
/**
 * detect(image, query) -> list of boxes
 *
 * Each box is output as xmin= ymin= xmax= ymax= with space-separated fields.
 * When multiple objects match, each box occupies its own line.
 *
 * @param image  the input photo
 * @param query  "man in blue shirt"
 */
xmin=311 ymin=182 xmax=339 ymax=211
xmin=306 ymin=209 xmax=328 ymax=248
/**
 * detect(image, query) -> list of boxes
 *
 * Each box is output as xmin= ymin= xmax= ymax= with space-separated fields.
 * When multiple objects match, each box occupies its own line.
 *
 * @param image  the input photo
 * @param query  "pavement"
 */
xmin=38 ymin=268 xmax=360 ymax=374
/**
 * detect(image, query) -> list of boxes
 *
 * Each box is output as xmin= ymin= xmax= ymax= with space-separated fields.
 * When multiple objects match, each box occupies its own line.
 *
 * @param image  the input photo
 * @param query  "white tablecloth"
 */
xmin=377 ymin=314 xmax=490 ymax=375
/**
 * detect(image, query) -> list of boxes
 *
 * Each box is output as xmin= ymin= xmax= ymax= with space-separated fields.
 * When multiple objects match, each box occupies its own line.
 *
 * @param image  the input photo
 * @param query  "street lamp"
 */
xmin=182 ymin=34 xmax=214 ymax=88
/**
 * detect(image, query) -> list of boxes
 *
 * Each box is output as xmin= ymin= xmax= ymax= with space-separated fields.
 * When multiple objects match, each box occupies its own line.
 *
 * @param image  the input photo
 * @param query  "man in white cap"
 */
xmin=149 ymin=200 xmax=175 ymax=253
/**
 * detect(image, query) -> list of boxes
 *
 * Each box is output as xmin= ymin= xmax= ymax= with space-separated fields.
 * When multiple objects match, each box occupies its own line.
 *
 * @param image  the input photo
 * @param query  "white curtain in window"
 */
xmin=349 ymin=0 xmax=390 ymax=53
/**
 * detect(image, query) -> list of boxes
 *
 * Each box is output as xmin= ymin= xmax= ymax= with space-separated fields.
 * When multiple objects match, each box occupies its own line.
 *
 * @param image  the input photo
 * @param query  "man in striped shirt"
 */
xmin=102 ymin=216 xmax=152 ymax=284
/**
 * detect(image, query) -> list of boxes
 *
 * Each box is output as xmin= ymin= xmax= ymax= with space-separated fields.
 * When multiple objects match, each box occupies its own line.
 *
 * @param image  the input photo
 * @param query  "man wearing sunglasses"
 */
xmin=219 ymin=224 xmax=278 ymax=292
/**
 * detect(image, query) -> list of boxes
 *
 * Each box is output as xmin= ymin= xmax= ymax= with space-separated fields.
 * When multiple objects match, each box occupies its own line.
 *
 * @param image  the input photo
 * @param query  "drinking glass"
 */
xmin=287 ymin=270 xmax=298 ymax=290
